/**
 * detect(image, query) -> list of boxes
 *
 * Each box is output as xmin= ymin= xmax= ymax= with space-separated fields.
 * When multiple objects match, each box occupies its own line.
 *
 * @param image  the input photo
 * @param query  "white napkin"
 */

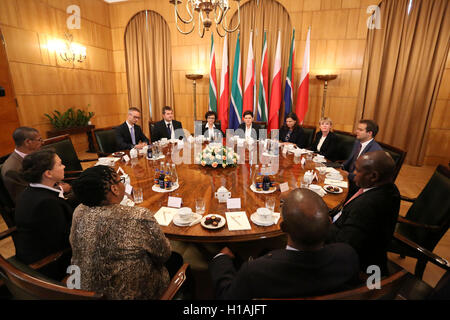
xmin=308 ymin=185 xmax=327 ymax=197
xmin=154 ymin=207 xmax=179 ymax=226
xmin=273 ymin=212 xmax=281 ymax=224
xmin=325 ymin=167 xmax=340 ymax=174
xmin=95 ymin=157 xmax=120 ymax=167
xmin=120 ymin=195 xmax=135 ymax=207
xmin=226 ymin=212 xmax=252 ymax=231
xmin=324 ymin=179 xmax=348 ymax=188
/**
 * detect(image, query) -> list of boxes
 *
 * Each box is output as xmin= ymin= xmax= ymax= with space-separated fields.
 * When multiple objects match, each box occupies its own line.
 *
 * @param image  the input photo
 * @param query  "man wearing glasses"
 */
xmin=1 ymin=127 xmax=43 ymax=203
xmin=115 ymin=107 xmax=149 ymax=150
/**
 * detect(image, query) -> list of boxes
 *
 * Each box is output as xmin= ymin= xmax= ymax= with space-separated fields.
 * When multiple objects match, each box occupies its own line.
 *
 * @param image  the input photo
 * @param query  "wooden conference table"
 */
xmin=111 ymin=142 xmax=348 ymax=243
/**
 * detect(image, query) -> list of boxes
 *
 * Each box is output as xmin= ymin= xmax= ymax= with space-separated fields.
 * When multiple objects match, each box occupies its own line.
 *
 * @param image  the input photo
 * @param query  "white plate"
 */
xmin=152 ymin=182 xmax=179 ymax=193
xmin=324 ymin=185 xmax=343 ymax=194
xmin=250 ymin=184 xmax=276 ymax=194
xmin=112 ymin=152 xmax=124 ymax=158
xmin=250 ymin=213 xmax=275 ymax=226
xmin=201 ymin=214 xmax=226 ymax=229
xmin=147 ymin=154 xmax=165 ymax=161
xmin=172 ymin=213 xmax=202 ymax=227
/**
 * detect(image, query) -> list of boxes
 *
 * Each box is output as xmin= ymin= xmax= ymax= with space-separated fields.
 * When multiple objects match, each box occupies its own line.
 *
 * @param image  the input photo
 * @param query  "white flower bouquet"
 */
xmin=196 ymin=145 xmax=239 ymax=168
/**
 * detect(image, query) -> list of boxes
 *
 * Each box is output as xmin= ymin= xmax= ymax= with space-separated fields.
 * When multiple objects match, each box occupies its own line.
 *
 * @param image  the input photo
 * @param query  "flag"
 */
xmin=218 ymin=34 xmax=229 ymax=132
xmin=284 ymin=29 xmax=295 ymax=119
xmin=242 ymin=31 xmax=254 ymax=115
xmin=228 ymin=33 xmax=243 ymax=130
xmin=257 ymin=31 xmax=269 ymax=122
xmin=296 ymin=27 xmax=310 ymax=124
xmin=268 ymin=30 xmax=282 ymax=132
xmin=209 ymin=33 xmax=218 ymax=112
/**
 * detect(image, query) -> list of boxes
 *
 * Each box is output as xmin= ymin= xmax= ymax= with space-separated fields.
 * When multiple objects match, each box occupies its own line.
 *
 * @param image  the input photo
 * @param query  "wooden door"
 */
xmin=0 ymin=29 xmax=20 ymax=156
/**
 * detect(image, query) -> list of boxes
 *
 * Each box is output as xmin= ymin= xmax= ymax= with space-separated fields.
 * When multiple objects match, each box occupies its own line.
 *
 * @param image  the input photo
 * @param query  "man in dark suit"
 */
xmin=234 ymin=110 xmax=263 ymax=140
xmin=1 ymin=127 xmax=43 ymax=203
xmin=115 ymin=107 xmax=149 ymax=150
xmin=209 ymin=189 xmax=360 ymax=300
xmin=150 ymin=106 xmax=184 ymax=143
xmin=328 ymin=150 xmax=400 ymax=276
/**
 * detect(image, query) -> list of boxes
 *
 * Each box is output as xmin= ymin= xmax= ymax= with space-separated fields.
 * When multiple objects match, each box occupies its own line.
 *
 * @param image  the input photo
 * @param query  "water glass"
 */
xmin=133 ymin=187 xmax=143 ymax=204
xmin=265 ymin=197 xmax=276 ymax=213
xmin=195 ymin=199 xmax=206 ymax=215
xmin=300 ymin=176 xmax=311 ymax=188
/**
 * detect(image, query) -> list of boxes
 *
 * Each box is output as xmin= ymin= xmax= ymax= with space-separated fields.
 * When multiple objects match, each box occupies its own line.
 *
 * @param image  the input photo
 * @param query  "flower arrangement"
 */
xmin=196 ymin=145 xmax=239 ymax=168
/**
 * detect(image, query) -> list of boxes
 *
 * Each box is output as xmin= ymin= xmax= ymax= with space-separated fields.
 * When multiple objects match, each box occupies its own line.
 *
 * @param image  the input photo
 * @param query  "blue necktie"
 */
xmin=130 ymin=126 xmax=136 ymax=145
xmin=167 ymin=123 xmax=171 ymax=138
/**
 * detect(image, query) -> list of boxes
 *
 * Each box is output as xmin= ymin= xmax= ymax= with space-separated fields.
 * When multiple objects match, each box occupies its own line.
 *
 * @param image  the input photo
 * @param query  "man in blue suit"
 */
xmin=343 ymin=119 xmax=382 ymax=197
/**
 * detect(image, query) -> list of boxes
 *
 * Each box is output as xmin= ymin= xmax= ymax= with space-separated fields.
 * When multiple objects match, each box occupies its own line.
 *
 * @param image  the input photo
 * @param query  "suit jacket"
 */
xmin=201 ymin=125 xmax=224 ymax=140
xmin=15 ymin=186 xmax=74 ymax=265
xmin=115 ymin=122 xmax=149 ymax=150
xmin=327 ymin=183 xmax=400 ymax=275
xmin=151 ymin=119 xmax=184 ymax=143
xmin=279 ymin=126 xmax=306 ymax=148
xmin=310 ymin=131 xmax=338 ymax=161
xmin=209 ymin=244 xmax=360 ymax=300
xmin=1 ymin=151 xmax=27 ymax=204
xmin=343 ymin=139 xmax=383 ymax=174
xmin=234 ymin=123 xmax=263 ymax=140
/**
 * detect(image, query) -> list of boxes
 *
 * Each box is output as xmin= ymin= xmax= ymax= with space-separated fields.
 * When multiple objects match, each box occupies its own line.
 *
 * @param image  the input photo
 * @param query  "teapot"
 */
xmin=215 ymin=186 xmax=231 ymax=203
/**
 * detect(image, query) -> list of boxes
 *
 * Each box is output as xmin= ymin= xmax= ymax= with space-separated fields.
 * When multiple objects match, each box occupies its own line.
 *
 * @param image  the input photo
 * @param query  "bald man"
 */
xmin=209 ymin=189 xmax=359 ymax=299
xmin=327 ymin=150 xmax=400 ymax=275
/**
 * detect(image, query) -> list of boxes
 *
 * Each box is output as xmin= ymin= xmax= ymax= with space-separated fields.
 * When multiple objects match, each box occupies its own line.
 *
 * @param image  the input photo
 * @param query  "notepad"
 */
xmin=154 ymin=207 xmax=179 ymax=226
xmin=226 ymin=212 xmax=251 ymax=231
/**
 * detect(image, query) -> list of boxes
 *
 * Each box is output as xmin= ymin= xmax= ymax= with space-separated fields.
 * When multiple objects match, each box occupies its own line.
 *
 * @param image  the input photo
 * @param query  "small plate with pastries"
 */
xmin=324 ymin=185 xmax=343 ymax=194
xmin=201 ymin=214 xmax=226 ymax=229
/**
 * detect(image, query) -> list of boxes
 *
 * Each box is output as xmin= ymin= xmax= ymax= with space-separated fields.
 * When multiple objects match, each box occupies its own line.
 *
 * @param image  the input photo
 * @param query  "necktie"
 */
xmin=344 ymin=188 xmax=364 ymax=206
xmin=167 ymin=123 xmax=171 ymax=137
xmin=349 ymin=142 xmax=362 ymax=173
xmin=130 ymin=126 xmax=136 ymax=145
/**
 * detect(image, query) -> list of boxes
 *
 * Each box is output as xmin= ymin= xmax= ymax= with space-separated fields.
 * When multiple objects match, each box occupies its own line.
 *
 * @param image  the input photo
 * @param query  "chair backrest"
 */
xmin=0 ymin=254 xmax=102 ymax=300
xmin=253 ymin=121 xmax=267 ymax=130
xmin=0 ymin=153 xmax=11 ymax=165
xmin=378 ymin=141 xmax=407 ymax=182
xmin=149 ymin=120 xmax=158 ymax=142
xmin=92 ymin=127 xmax=117 ymax=155
xmin=333 ymin=129 xmax=357 ymax=161
xmin=302 ymin=125 xmax=316 ymax=148
xmin=397 ymin=165 xmax=450 ymax=251
xmin=41 ymin=134 xmax=82 ymax=172
xmin=200 ymin=120 xmax=222 ymax=131
xmin=0 ymin=163 xmax=15 ymax=228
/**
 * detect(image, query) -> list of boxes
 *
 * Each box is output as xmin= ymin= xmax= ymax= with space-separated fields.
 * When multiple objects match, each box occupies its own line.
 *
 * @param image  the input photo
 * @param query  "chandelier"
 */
xmin=170 ymin=0 xmax=241 ymax=38
xmin=48 ymin=32 xmax=86 ymax=66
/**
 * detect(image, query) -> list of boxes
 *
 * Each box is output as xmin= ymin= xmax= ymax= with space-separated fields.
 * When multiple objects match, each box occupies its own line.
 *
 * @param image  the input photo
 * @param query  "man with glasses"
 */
xmin=115 ymin=107 xmax=149 ymax=150
xmin=1 ymin=127 xmax=43 ymax=203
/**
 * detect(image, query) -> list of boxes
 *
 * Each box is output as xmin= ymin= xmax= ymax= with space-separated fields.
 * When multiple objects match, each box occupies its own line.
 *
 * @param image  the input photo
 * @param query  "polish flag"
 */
xmin=295 ymin=27 xmax=310 ymax=124
xmin=218 ymin=34 xmax=229 ymax=132
xmin=242 ymin=31 xmax=254 ymax=115
xmin=268 ymin=31 xmax=282 ymax=132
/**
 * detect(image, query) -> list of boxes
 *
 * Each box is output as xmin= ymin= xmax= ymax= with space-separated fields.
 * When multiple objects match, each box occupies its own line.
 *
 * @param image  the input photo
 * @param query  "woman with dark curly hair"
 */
xmin=202 ymin=110 xmax=223 ymax=141
xmin=279 ymin=112 xmax=307 ymax=148
xmin=14 ymin=149 xmax=73 ymax=278
xmin=70 ymin=165 xmax=177 ymax=299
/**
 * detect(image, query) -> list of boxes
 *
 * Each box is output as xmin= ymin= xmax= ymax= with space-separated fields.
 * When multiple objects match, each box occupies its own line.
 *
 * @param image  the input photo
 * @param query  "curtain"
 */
xmin=228 ymin=0 xmax=292 ymax=127
xmin=356 ymin=0 xmax=450 ymax=165
xmin=124 ymin=11 xmax=174 ymax=137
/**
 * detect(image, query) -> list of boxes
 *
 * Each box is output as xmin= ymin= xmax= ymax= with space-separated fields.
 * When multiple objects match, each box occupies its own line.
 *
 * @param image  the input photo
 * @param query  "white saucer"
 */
xmin=172 ymin=213 xmax=202 ymax=227
xmin=201 ymin=214 xmax=226 ymax=229
xmin=250 ymin=213 xmax=275 ymax=226
xmin=250 ymin=184 xmax=276 ymax=194
xmin=152 ymin=182 xmax=179 ymax=193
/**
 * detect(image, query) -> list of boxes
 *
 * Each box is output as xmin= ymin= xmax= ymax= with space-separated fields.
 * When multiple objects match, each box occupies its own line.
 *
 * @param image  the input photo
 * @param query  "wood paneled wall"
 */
xmin=0 ymin=0 xmax=448 ymax=165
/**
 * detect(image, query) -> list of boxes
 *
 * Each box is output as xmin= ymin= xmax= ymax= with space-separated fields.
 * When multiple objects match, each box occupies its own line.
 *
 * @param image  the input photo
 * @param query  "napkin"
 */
xmin=226 ymin=212 xmax=252 ymax=231
xmin=154 ymin=207 xmax=179 ymax=226
xmin=325 ymin=167 xmax=340 ymax=174
xmin=308 ymin=185 xmax=327 ymax=197
xmin=324 ymin=179 xmax=348 ymax=188
xmin=95 ymin=157 xmax=120 ymax=167
xmin=273 ymin=212 xmax=281 ymax=224
xmin=120 ymin=195 xmax=135 ymax=207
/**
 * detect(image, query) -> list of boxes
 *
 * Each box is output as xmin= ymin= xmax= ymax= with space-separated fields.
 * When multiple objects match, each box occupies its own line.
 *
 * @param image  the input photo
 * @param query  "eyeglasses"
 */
xmin=114 ymin=177 xmax=126 ymax=184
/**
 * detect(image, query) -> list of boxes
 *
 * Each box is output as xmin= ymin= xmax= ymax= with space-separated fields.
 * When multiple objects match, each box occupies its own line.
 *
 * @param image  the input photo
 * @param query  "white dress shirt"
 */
xmin=14 ymin=149 xmax=28 ymax=159
xmin=29 ymin=183 xmax=65 ymax=199
xmin=358 ymin=138 xmax=374 ymax=158
xmin=316 ymin=135 xmax=327 ymax=151
xmin=245 ymin=125 xmax=253 ymax=139
xmin=205 ymin=123 xmax=216 ymax=139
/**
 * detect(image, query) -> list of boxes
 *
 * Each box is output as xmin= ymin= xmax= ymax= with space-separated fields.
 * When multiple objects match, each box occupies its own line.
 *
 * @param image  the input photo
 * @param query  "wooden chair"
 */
xmin=149 ymin=120 xmax=158 ymax=143
xmin=0 ymin=153 xmax=11 ymax=165
xmin=378 ymin=141 xmax=407 ymax=182
xmin=41 ymin=134 xmax=97 ymax=179
xmin=389 ymin=164 xmax=450 ymax=279
xmin=253 ymin=121 xmax=267 ymax=130
xmin=91 ymin=126 xmax=118 ymax=156
xmin=302 ymin=125 xmax=316 ymax=149
xmin=333 ymin=129 xmax=357 ymax=162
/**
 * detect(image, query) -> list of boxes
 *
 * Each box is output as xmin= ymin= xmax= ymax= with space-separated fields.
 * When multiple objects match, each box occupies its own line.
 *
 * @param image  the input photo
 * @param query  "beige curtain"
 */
xmin=124 ymin=11 xmax=174 ymax=137
xmin=228 ymin=0 xmax=292 ymax=127
xmin=356 ymin=0 xmax=450 ymax=165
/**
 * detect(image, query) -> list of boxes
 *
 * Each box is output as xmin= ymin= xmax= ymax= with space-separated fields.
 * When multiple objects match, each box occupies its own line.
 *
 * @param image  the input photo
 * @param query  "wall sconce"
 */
xmin=186 ymin=73 xmax=203 ymax=120
xmin=48 ymin=32 xmax=86 ymax=67
xmin=316 ymin=74 xmax=337 ymax=118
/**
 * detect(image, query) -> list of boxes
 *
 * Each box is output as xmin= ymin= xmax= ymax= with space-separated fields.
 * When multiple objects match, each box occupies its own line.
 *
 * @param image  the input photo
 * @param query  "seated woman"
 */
xmin=279 ymin=112 xmax=306 ymax=148
xmin=310 ymin=117 xmax=338 ymax=160
xmin=202 ymin=110 xmax=223 ymax=141
xmin=236 ymin=111 xmax=263 ymax=140
xmin=14 ymin=149 xmax=73 ymax=277
xmin=70 ymin=165 xmax=175 ymax=299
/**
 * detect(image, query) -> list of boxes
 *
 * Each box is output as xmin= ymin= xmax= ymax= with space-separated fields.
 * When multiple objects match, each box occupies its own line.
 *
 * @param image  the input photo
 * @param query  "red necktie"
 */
xmin=344 ymin=188 xmax=364 ymax=206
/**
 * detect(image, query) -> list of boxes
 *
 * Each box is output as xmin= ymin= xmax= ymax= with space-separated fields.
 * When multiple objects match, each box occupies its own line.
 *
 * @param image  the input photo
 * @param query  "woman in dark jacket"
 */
xmin=310 ymin=117 xmax=338 ymax=160
xmin=279 ymin=112 xmax=306 ymax=148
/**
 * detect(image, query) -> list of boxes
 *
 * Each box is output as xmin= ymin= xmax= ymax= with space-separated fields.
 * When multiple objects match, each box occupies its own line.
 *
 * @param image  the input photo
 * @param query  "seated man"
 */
xmin=209 ymin=189 xmax=360 ymax=299
xmin=235 ymin=110 xmax=263 ymax=140
xmin=115 ymin=107 xmax=149 ymax=150
xmin=151 ymin=106 xmax=184 ymax=143
xmin=1 ymin=127 xmax=43 ymax=203
xmin=327 ymin=150 xmax=400 ymax=276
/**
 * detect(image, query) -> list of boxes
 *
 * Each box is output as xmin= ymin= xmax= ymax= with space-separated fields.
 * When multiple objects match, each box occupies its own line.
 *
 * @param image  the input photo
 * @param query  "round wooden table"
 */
xmin=113 ymin=142 xmax=348 ymax=243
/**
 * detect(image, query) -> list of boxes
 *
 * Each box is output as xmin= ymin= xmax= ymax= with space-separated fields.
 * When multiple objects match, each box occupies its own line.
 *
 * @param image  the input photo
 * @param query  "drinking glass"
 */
xmin=195 ymin=199 xmax=206 ymax=215
xmin=133 ymin=187 xmax=143 ymax=204
xmin=300 ymin=176 xmax=310 ymax=188
xmin=265 ymin=197 xmax=276 ymax=213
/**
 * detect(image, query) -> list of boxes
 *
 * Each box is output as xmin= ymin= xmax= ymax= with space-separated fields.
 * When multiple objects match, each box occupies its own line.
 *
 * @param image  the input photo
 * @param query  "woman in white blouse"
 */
xmin=310 ymin=117 xmax=338 ymax=161
xmin=202 ymin=111 xmax=223 ymax=141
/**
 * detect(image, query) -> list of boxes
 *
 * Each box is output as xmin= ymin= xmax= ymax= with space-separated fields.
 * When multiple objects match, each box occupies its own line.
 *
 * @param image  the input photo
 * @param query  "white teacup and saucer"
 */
xmin=250 ymin=208 xmax=276 ymax=226
xmin=173 ymin=207 xmax=202 ymax=226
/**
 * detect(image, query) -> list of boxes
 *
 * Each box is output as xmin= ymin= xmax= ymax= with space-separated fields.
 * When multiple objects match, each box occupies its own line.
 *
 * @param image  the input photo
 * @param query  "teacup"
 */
xmin=178 ymin=207 xmax=194 ymax=221
xmin=161 ymin=138 xmax=168 ymax=144
xmin=256 ymin=207 xmax=273 ymax=221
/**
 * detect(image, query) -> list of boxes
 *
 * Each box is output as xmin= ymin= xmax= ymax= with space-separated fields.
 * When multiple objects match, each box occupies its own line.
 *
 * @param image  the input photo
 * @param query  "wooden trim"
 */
xmin=160 ymin=263 xmax=189 ymax=300
xmin=397 ymin=216 xmax=441 ymax=231
xmin=47 ymin=125 xmax=95 ymax=138
xmin=0 ymin=226 xmax=16 ymax=241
